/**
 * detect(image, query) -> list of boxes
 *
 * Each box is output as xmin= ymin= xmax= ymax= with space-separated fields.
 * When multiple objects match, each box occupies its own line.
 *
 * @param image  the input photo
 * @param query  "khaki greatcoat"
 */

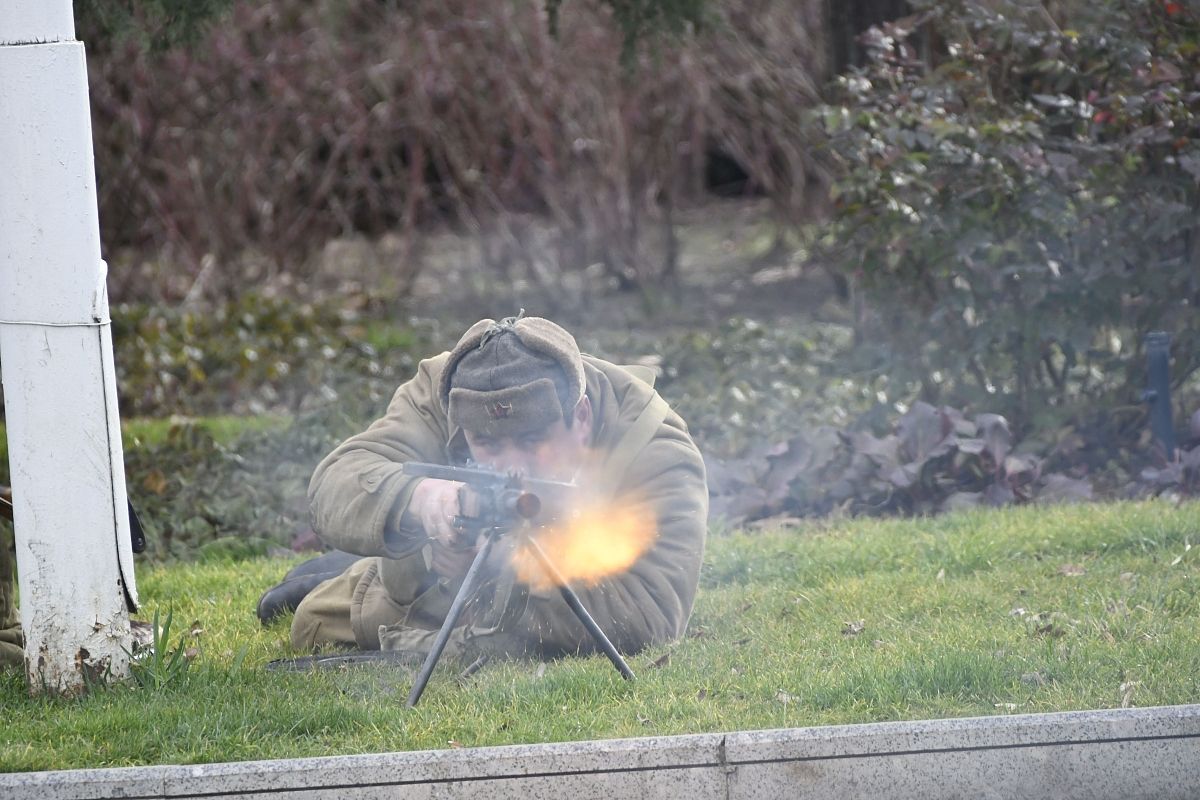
xmin=291 ymin=353 xmax=708 ymax=659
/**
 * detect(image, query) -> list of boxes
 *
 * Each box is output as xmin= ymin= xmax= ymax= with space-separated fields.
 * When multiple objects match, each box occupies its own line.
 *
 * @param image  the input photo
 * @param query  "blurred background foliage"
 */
xmin=80 ymin=0 xmax=819 ymax=300
xmin=820 ymin=0 xmax=1200 ymax=434
xmin=2 ymin=0 xmax=1199 ymax=557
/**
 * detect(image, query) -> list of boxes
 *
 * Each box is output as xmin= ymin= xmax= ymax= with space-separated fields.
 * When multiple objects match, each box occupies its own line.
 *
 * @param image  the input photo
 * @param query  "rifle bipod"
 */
xmin=405 ymin=528 xmax=635 ymax=708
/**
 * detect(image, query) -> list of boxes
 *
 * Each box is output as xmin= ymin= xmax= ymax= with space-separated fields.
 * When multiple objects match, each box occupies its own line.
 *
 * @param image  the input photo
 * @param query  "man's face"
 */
xmin=463 ymin=397 xmax=592 ymax=482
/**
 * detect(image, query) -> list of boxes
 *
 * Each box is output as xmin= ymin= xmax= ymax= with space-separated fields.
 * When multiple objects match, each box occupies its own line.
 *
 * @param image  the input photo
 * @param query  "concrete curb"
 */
xmin=2 ymin=704 xmax=1198 ymax=799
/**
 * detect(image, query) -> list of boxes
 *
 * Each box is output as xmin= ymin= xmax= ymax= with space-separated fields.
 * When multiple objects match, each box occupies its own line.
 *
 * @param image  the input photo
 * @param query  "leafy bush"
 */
xmin=8 ymin=298 xmax=1188 ymax=557
xmin=124 ymin=421 xmax=297 ymax=559
xmin=76 ymin=0 xmax=236 ymax=51
xmin=644 ymin=317 xmax=881 ymax=456
xmin=706 ymin=400 xmax=1094 ymax=523
xmin=818 ymin=0 xmax=1200 ymax=432
xmin=1141 ymin=442 xmax=1200 ymax=495
xmin=107 ymin=293 xmax=436 ymax=556
xmin=104 ymin=295 xmax=432 ymax=557
xmin=110 ymin=294 xmax=433 ymax=417
xmin=107 ymin=309 xmax=858 ymax=554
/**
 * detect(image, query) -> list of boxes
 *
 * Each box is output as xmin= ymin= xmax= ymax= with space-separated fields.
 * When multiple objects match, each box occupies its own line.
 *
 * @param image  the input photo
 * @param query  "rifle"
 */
xmin=401 ymin=462 xmax=635 ymax=708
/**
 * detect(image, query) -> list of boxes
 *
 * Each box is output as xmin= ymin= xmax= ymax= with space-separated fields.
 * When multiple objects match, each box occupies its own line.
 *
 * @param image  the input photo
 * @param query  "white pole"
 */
xmin=0 ymin=2 xmax=138 ymax=695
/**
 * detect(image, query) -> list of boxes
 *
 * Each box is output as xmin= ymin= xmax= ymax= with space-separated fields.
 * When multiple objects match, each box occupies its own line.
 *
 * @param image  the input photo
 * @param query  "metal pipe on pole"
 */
xmin=0 ymin=2 xmax=138 ymax=695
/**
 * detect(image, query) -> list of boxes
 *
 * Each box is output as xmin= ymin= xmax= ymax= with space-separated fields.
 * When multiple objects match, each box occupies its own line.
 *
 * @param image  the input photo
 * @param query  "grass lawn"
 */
xmin=2 ymin=500 xmax=1199 ymax=772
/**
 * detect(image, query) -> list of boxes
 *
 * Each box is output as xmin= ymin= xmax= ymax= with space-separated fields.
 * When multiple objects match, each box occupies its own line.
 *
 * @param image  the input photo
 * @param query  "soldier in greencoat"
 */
xmin=1 ymin=500 xmax=22 ymax=670
xmin=260 ymin=314 xmax=708 ymax=660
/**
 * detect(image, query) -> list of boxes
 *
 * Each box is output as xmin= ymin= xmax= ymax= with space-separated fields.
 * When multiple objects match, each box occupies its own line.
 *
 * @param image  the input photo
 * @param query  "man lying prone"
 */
xmin=258 ymin=314 xmax=708 ymax=661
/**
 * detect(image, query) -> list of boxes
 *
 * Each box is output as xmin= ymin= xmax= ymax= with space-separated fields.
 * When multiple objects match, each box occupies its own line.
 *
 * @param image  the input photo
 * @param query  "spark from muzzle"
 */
xmin=511 ymin=500 xmax=656 ymax=590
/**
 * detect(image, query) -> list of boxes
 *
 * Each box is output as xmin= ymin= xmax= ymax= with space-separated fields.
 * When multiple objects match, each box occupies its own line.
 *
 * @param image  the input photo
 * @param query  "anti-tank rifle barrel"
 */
xmin=403 ymin=462 xmax=575 ymax=500
xmin=402 ymin=462 xmax=514 ymax=485
xmin=402 ymin=461 xmax=574 ymax=525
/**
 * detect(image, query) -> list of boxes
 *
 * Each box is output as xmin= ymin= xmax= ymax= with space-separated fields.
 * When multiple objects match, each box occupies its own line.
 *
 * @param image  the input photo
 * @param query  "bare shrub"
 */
xmin=86 ymin=0 xmax=829 ymax=305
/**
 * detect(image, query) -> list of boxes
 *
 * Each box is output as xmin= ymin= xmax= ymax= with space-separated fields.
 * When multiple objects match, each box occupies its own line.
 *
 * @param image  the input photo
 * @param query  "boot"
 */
xmin=281 ymin=549 xmax=361 ymax=582
xmin=256 ymin=550 xmax=362 ymax=625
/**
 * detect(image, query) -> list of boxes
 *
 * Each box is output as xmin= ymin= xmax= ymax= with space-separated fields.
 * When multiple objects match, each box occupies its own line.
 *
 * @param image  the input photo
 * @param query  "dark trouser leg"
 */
xmin=257 ymin=550 xmax=364 ymax=625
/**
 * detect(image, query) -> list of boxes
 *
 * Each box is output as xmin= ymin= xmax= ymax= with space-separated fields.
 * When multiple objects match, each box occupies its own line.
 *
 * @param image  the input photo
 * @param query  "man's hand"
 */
xmin=409 ymin=478 xmax=477 ymax=579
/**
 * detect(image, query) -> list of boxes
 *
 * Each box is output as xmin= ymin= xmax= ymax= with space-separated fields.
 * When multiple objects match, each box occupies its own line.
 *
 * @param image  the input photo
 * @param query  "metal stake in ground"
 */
xmin=1143 ymin=331 xmax=1176 ymax=461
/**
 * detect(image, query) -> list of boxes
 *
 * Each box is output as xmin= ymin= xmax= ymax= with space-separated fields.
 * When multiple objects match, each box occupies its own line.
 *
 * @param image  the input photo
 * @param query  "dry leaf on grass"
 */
xmin=142 ymin=470 xmax=168 ymax=495
xmin=1030 ymin=611 xmax=1074 ymax=638
xmin=1120 ymin=681 xmax=1140 ymax=708
xmin=129 ymin=620 xmax=156 ymax=651
xmin=842 ymin=619 xmax=866 ymax=636
xmin=1021 ymin=671 xmax=1048 ymax=687
xmin=1034 ymin=622 xmax=1067 ymax=638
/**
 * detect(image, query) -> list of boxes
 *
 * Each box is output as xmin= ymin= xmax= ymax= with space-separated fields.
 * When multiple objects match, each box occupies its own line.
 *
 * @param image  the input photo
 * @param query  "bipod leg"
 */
xmin=456 ymin=654 xmax=491 ymax=684
xmin=406 ymin=528 xmax=499 ymax=708
xmin=524 ymin=536 xmax=635 ymax=681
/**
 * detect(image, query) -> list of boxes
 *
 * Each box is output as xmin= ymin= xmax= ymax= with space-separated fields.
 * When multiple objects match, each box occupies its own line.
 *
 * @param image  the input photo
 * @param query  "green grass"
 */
xmin=2 ymin=500 xmax=1199 ymax=771
xmin=120 ymin=415 xmax=291 ymax=447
